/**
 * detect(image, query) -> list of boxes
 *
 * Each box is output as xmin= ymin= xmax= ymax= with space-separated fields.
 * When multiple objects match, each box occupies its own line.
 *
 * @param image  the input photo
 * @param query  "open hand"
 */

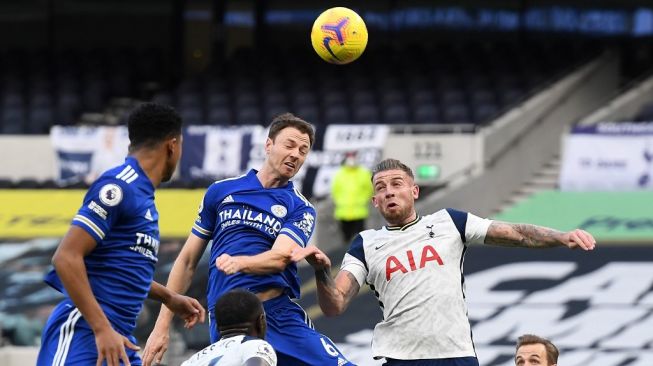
xmin=141 ymin=325 xmax=169 ymax=366
xmin=164 ymin=294 xmax=206 ymax=329
xmin=291 ymin=245 xmax=331 ymax=271
xmin=94 ymin=326 xmax=140 ymax=366
xmin=562 ymin=229 xmax=596 ymax=250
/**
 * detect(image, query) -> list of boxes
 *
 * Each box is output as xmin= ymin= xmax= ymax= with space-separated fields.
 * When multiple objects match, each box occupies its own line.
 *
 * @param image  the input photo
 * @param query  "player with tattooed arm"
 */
xmin=293 ymin=158 xmax=595 ymax=366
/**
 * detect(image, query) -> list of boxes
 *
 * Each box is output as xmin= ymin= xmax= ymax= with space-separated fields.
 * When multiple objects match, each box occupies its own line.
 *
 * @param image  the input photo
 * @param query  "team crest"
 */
xmin=271 ymin=204 xmax=287 ymax=218
xmin=293 ymin=212 xmax=315 ymax=237
xmin=99 ymin=184 xmax=123 ymax=207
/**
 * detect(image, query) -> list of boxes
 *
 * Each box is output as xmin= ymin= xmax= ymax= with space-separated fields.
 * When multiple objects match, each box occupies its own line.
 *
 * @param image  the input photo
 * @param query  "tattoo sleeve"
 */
xmin=315 ymin=269 xmax=361 ymax=314
xmin=485 ymin=221 xmax=565 ymax=248
xmin=315 ymin=267 xmax=337 ymax=288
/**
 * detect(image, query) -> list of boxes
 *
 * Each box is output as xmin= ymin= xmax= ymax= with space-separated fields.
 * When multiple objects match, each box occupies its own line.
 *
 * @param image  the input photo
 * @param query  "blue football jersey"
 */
xmin=44 ymin=156 xmax=160 ymax=335
xmin=191 ymin=169 xmax=316 ymax=312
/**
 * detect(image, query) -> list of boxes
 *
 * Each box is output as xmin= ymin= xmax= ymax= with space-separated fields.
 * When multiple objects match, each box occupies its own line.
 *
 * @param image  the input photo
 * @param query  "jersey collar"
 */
xmin=385 ymin=216 xmax=422 ymax=231
xmin=124 ymin=156 xmax=154 ymax=190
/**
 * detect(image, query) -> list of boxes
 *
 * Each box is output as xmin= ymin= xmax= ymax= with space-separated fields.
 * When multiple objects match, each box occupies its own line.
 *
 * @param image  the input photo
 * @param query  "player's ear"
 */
xmin=257 ymin=312 xmax=267 ymax=337
xmin=166 ymin=137 xmax=177 ymax=157
xmin=372 ymin=195 xmax=379 ymax=207
xmin=265 ymin=137 xmax=273 ymax=155
xmin=412 ymin=184 xmax=419 ymax=199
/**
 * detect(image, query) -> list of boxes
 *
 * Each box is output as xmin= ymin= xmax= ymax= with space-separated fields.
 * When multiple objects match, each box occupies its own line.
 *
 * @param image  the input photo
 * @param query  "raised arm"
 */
xmin=485 ymin=221 xmax=596 ymax=250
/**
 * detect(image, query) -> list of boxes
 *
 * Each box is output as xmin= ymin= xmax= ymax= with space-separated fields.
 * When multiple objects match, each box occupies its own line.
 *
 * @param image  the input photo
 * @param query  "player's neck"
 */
xmin=386 ymin=211 xmax=417 ymax=227
xmin=130 ymin=150 xmax=164 ymax=187
xmin=256 ymin=167 xmax=289 ymax=188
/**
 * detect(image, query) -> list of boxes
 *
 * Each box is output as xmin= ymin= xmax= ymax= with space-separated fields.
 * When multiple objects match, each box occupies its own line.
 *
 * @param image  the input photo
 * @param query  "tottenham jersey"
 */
xmin=192 ymin=169 xmax=316 ymax=313
xmin=44 ymin=156 xmax=160 ymax=335
xmin=181 ymin=335 xmax=277 ymax=366
xmin=340 ymin=209 xmax=492 ymax=360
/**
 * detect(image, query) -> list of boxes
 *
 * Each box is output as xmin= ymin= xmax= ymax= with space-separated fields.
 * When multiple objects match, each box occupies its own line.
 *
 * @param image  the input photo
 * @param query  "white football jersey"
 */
xmin=181 ymin=335 xmax=277 ymax=366
xmin=340 ymin=209 xmax=492 ymax=360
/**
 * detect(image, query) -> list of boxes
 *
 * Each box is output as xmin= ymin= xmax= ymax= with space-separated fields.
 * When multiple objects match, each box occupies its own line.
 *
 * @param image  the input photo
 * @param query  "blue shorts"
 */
xmin=37 ymin=300 xmax=141 ymax=366
xmin=383 ymin=357 xmax=479 ymax=366
xmin=210 ymin=294 xmax=354 ymax=366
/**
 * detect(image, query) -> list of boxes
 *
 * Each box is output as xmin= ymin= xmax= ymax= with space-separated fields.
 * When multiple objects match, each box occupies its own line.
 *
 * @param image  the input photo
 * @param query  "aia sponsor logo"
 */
xmin=385 ymin=244 xmax=444 ymax=281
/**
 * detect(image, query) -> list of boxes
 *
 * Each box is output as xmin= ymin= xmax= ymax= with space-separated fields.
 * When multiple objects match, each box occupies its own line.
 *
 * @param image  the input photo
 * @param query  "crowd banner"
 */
xmin=559 ymin=122 xmax=653 ymax=191
xmin=50 ymin=126 xmax=129 ymax=184
xmin=50 ymin=125 xmax=388 ymax=198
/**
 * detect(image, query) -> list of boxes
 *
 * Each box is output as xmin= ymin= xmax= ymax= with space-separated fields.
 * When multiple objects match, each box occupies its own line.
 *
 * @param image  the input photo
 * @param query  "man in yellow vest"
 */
xmin=331 ymin=151 xmax=374 ymax=243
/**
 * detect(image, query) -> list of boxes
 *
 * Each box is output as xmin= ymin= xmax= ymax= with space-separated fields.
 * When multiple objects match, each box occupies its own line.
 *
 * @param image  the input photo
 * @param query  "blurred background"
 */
xmin=1 ymin=0 xmax=653 ymax=365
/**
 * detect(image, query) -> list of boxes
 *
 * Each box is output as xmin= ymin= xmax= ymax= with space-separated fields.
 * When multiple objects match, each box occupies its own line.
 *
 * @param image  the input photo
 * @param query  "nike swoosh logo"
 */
xmin=322 ymin=36 xmax=340 ymax=61
xmin=375 ymin=243 xmax=387 ymax=250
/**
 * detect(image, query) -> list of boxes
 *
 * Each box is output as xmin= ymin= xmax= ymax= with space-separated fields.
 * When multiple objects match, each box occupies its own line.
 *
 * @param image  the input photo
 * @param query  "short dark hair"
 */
xmin=268 ymin=112 xmax=315 ymax=148
xmin=215 ymin=289 xmax=263 ymax=329
xmin=516 ymin=334 xmax=559 ymax=364
xmin=371 ymin=158 xmax=414 ymax=181
xmin=127 ymin=103 xmax=182 ymax=151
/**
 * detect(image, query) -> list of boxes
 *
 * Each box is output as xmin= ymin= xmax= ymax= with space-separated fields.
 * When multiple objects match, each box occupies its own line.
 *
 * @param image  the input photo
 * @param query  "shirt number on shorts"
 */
xmin=321 ymin=337 xmax=340 ymax=357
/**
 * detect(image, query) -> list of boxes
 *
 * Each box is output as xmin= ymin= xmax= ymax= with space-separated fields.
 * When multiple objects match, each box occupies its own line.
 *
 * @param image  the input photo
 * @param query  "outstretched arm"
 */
xmin=485 ymin=221 xmax=596 ymax=250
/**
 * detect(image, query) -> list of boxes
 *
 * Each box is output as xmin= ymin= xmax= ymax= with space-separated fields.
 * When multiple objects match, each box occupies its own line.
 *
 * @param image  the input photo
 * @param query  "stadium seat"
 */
xmin=383 ymin=105 xmax=410 ymax=124
xmin=236 ymin=107 xmax=262 ymax=125
xmin=473 ymin=103 xmax=499 ymax=124
xmin=442 ymin=103 xmax=471 ymax=123
xmin=207 ymin=107 xmax=232 ymax=125
xmin=323 ymin=105 xmax=350 ymax=124
xmin=353 ymin=104 xmax=380 ymax=124
xmin=1 ymin=108 xmax=26 ymax=134
xmin=414 ymin=104 xmax=440 ymax=124
xmin=295 ymin=105 xmax=320 ymax=125
xmin=180 ymin=107 xmax=204 ymax=125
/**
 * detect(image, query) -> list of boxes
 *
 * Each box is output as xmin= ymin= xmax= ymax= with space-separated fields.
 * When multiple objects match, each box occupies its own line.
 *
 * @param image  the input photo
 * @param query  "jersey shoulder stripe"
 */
xmin=279 ymin=227 xmax=306 ymax=247
xmin=213 ymin=173 xmax=247 ymax=186
xmin=115 ymin=166 xmax=139 ymax=184
xmin=192 ymin=223 xmax=212 ymax=236
xmin=292 ymin=187 xmax=313 ymax=208
xmin=73 ymin=214 xmax=106 ymax=239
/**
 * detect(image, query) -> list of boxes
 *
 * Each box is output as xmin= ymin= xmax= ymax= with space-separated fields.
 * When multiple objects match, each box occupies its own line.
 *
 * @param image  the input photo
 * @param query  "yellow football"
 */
xmin=311 ymin=7 xmax=368 ymax=65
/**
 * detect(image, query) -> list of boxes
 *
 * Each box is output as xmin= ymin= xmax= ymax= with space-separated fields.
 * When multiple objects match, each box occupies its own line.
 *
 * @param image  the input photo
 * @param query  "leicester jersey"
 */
xmin=181 ymin=335 xmax=276 ymax=366
xmin=191 ymin=169 xmax=316 ymax=313
xmin=44 ymin=156 xmax=160 ymax=335
xmin=340 ymin=209 xmax=492 ymax=360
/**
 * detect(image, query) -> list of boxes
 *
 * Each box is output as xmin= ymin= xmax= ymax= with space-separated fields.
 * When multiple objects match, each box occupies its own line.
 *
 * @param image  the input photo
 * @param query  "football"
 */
xmin=310 ymin=7 xmax=368 ymax=65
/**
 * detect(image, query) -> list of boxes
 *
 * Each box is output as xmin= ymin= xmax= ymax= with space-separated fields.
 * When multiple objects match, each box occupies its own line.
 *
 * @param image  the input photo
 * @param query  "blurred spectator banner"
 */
xmin=180 ymin=125 xmax=267 ymax=181
xmin=50 ymin=126 xmax=129 ymax=184
xmin=559 ymin=122 xmax=653 ymax=191
xmin=179 ymin=124 xmax=388 ymax=199
xmin=50 ymin=125 xmax=388 ymax=198
xmin=0 ymin=190 xmax=204 ymax=239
